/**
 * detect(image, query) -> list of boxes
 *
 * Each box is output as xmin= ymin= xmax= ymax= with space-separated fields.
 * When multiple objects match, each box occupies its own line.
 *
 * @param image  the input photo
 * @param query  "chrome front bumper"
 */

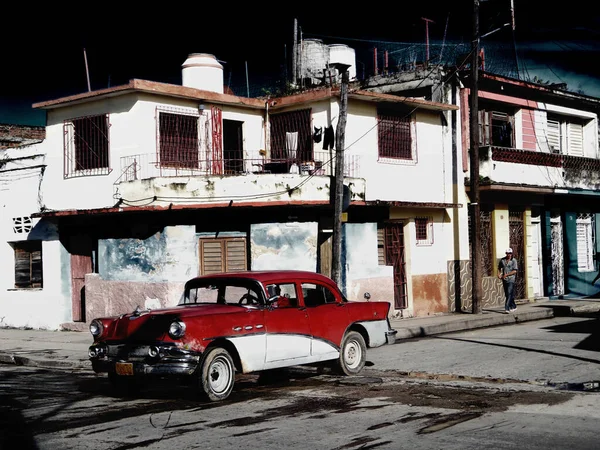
xmin=89 ymin=343 xmax=201 ymax=377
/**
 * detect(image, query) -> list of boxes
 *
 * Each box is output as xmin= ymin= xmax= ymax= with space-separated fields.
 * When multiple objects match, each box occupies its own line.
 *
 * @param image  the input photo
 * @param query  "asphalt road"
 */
xmin=1 ymin=314 xmax=599 ymax=449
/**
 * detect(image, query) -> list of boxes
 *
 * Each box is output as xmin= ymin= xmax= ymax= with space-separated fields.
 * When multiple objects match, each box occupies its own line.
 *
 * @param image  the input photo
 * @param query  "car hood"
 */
xmin=99 ymin=303 xmax=248 ymax=342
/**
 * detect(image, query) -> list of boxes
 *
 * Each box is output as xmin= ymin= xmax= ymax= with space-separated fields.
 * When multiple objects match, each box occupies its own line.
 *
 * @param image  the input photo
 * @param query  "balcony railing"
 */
xmin=481 ymin=146 xmax=600 ymax=189
xmin=490 ymin=146 xmax=600 ymax=172
xmin=118 ymin=151 xmax=361 ymax=183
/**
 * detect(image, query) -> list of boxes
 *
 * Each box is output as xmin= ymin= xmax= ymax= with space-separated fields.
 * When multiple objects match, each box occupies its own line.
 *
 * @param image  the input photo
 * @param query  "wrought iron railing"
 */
xmin=490 ymin=146 xmax=600 ymax=172
xmin=117 ymin=151 xmax=361 ymax=183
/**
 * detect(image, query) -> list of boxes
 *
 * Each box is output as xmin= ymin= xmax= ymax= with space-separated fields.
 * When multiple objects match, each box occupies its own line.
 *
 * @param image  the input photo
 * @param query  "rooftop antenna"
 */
xmin=83 ymin=48 xmax=91 ymax=92
xmin=421 ymin=17 xmax=436 ymax=63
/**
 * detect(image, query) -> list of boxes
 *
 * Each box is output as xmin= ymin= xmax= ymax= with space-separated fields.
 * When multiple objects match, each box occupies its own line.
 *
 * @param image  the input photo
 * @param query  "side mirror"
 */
xmin=363 ymin=292 xmax=371 ymax=300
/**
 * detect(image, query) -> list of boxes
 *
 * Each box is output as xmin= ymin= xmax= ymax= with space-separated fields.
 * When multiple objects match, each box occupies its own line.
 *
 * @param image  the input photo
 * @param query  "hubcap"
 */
xmin=209 ymin=356 xmax=232 ymax=394
xmin=344 ymin=339 xmax=362 ymax=369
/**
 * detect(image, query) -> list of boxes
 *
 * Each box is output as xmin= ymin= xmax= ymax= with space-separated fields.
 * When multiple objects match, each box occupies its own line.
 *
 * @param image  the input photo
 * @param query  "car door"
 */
xmin=301 ymin=281 xmax=349 ymax=357
xmin=264 ymin=282 xmax=311 ymax=363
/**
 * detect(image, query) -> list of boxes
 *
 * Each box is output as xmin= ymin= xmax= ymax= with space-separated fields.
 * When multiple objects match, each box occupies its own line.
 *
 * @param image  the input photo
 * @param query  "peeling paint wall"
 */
xmin=343 ymin=223 xmax=394 ymax=309
xmin=250 ymin=222 xmax=317 ymax=271
xmin=98 ymin=225 xmax=198 ymax=282
xmin=412 ymin=273 xmax=448 ymax=316
xmin=0 ymin=220 xmax=71 ymax=330
xmin=85 ymin=273 xmax=184 ymax=321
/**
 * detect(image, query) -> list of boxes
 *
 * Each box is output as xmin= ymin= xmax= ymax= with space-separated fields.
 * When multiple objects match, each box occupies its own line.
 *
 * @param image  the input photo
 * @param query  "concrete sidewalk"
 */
xmin=1 ymin=298 xmax=599 ymax=371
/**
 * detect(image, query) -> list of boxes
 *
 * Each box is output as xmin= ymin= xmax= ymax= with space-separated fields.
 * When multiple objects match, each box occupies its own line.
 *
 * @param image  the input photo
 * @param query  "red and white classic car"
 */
xmin=88 ymin=270 xmax=397 ymax=401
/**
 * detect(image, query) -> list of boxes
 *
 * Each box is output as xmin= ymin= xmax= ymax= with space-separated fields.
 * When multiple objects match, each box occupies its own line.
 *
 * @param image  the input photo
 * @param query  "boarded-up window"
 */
xmin=199 ymin=237 xmax=247 ymax=275
xmin=159 ymin=112 xmax=199 ymax=168
xmin=14 ymin=241 xmax=43 ymax=288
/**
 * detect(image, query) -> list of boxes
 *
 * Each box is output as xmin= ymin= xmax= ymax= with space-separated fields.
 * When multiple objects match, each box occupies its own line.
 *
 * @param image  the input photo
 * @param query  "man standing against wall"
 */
xmin=498 ymin=247 xmax=518 ymax=313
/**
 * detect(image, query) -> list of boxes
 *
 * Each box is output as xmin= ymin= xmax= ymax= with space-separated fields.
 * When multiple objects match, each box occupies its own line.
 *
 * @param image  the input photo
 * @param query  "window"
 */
xmin=269 ymin=108 xmax=312 ymax=162
xmin=415 ymin=217 xmax=433 ymax=246
xmin=64 ymin=114 xmax=110 ymax=178
xmin=301 ymin=282 xmax=337 ymax=307
xmin=199 ymin=237 xmax=247 ymax=275
xmin=158 ymin=111 xmax=199 ymax=168
xmin=547 ymin=114 xmax=585 ymax=156
xmin=13 ymin=241 xmax=42 ymax=288
xmin=479 ymin=105 xmax=514 ymax=148
xmin=377 ymin=107 xmax=414 ymax=161
xmin=576 ymin=213 xmax=594 ymax=272
xmin=266 ymin=283 xmax=298 ymax=307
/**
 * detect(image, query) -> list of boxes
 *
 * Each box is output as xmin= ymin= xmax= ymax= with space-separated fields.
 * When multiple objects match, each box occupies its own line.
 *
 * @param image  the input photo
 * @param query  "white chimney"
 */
xmin=181 ymin=53 xmax=224 ymax=94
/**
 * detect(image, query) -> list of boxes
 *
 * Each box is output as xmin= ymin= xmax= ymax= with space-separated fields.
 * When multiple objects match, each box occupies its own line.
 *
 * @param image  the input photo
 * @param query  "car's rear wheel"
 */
xmin=336 ymin=331 xmax=366 ymax=375
xmin=200 ymin=347 xmax=235 ymax=401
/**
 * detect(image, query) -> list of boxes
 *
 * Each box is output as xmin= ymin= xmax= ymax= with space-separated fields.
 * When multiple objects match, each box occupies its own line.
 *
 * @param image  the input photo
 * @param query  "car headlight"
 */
xmin=168 ymin=320 xmax=186 ymax=339
xmin=90 ymin=319 xmax=104 ymax=337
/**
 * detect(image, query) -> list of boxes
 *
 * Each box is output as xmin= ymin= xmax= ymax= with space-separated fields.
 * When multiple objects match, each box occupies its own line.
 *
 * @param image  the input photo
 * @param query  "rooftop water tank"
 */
xmin=300 ymin=39 xmax=329 ymax=85
xmin=328 ymin=44 xmax=357 ymax=80
xmin=181 ymin=53 xmax=224 ymax=94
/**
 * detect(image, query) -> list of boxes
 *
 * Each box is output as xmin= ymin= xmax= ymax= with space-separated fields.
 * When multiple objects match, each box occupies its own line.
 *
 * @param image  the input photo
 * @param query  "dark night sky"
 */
xmin=2 ymin=1 xmax=599 ymax=126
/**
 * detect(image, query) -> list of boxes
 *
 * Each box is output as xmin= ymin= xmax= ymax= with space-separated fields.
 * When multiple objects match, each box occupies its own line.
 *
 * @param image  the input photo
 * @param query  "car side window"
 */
xmin=266 ymin=283 xmax=297 ymax=308
xmin=301 ymin=283 xmax=337 ymax=307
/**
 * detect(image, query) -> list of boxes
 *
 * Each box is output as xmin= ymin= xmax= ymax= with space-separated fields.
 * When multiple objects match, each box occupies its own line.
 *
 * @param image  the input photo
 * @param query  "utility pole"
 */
xmin=331 ymin=67 xmax=349 ymax=286
xmin=421 ymin=17 xmax=435 ymax=63
xmin=292 ymin=19 xmax=298 ymax=86
xmin=470 ymin=0 xmax=482 ymax=314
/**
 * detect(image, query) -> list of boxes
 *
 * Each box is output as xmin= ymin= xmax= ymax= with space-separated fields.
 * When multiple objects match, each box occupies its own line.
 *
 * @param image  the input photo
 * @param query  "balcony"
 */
xmin=478 ymin=146 xmax=600 ymax=190
xmin=118 ymin=150 xmax=360 ymax=182
xmin=114 ymin=151 xmax=365 ymax=207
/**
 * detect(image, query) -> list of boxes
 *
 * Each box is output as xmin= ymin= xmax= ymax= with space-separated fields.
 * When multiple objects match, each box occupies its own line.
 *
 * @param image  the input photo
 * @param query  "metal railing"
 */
xmin=490 ymin=146 xmax=600 ymax=172
xmin=118 ymin=151 xmax=361 ymax=183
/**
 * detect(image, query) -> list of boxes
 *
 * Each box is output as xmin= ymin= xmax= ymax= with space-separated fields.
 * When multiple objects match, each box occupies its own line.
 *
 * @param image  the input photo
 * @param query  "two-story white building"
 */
xmin=0 ymin=52 xmax=465 ymax=330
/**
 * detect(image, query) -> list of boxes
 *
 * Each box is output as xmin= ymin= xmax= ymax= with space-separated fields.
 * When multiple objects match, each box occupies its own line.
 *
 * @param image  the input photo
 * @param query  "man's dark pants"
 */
xmin=503 ymin=280 xmax=516 ymax=311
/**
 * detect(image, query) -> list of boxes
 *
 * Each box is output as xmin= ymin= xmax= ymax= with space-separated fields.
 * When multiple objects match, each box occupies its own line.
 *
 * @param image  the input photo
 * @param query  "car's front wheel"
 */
xmin=336 ymin=331 xmax=366 ymax=375
xmin=199 ymin=347 xmax=235 ymax=401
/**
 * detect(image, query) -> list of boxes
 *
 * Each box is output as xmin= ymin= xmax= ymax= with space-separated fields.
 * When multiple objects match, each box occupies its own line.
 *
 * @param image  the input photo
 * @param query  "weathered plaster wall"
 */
xmin=412 ymin=273 xmax=448 ymax=317
xmin=98 ymin=225 xmax=198 ymax=282
xmin=85 ymin=273 xmax=184 ymax=322
xmin=342 ymin=223 xmax=394 ymax=310
xmin=250 ymin=222 xmax=318 ymax=271
xmin=0 ymin=220 xmax=71 ymax=330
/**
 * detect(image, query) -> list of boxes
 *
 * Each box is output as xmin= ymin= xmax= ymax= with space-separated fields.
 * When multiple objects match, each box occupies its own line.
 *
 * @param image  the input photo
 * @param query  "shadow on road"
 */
xmin=542 ymin=313 xmax=600 ymax=352
xmin=436 ymin=314 xmax=600 ymax=363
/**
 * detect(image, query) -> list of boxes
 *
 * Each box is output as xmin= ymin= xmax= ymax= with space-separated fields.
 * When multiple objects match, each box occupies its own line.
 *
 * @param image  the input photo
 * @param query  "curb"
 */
xmin=393 ymin=309 xmax=554 ymax=341
xmin=0 ymin=351 xmax=90 ymax=370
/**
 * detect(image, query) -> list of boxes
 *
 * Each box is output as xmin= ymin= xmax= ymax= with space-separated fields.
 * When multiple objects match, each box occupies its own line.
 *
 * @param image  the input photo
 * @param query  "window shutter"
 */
xmin=377 ymin=228 xmax=386 ymax=265
xmin=576 ymin=216 xmax=594 ymax=272
xmin=225 ymin=238 xmax=247 ymax=272
xmin=200 ymin=237 xmax=247 ymax=275
xmin=547 ymin=118 xmax=561 ymax=153
xmin=568 ymin=122 xmax=583 ymax=156
xmin=200 ymin=240 xmax=225 ymax=275
xmin=14 ymin=242 xmax=43 ymax=288
xmin=15 ymin=248 xmax=31 ymax=288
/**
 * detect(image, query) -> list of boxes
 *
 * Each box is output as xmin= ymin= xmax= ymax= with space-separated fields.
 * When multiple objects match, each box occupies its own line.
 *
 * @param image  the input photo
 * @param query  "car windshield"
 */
xmin=179 ymin=278 xmax=265 ymax=306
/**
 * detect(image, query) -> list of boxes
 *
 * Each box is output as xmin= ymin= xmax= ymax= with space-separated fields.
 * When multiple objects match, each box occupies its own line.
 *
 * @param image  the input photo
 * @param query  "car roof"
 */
xmin=186 ymin=270 xmax=336 ymax=285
